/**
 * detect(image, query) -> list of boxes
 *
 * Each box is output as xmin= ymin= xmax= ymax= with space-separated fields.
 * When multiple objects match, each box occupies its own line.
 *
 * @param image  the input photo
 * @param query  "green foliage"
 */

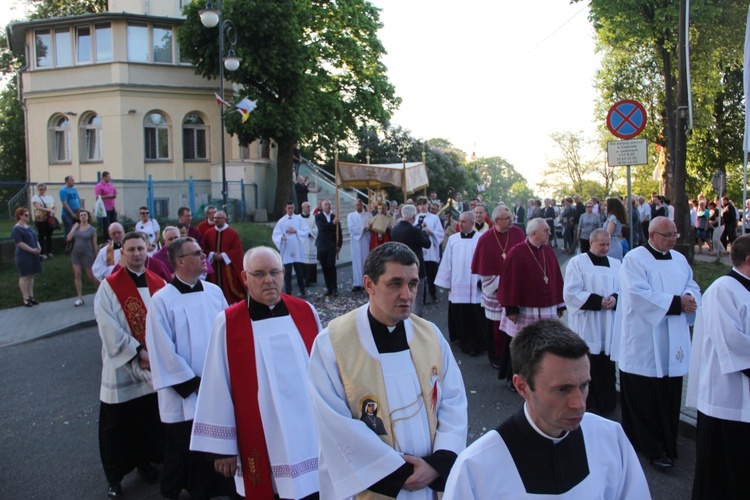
xmin=579 ymin=0 xmax=748 ymax=201
xmin=179 ymin=0 xmax=400 ymax=215
xmin=25 ymin=0 xmax=107 ymax=19
xmin=539 ymin=131 xmax=604 ymax=198
xmin=468 ymin=156 xmax=530 ymax=207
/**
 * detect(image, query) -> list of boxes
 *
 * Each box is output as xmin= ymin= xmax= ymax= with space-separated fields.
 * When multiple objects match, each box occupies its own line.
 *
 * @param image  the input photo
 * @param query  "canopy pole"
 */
xmin=335 ymin=150 xmax=341 ymax=253
xmin=401 ymin=154 xmax=407 ymax=203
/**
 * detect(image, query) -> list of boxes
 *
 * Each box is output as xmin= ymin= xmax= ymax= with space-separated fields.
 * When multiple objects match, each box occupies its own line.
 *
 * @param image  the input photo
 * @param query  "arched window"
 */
xmin=144 ymin=112 xmax=170 ymax=160
xmin=183 ymin=113 xmax=208 ymax=160
xmin=80 ymin=113 xmax=103 ymax=162
xmin=48 ymin=115 xmax=71 ymax=163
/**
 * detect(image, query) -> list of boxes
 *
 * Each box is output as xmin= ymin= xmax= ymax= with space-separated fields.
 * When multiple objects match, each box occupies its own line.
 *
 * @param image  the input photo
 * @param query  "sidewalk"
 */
xmin=0 ymin=292 xmax=97 ymax=348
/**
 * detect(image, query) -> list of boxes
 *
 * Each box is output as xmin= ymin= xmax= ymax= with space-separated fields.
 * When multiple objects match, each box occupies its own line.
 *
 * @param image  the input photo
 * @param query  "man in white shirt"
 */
xmin=309 ymin=242 xmax=467 ymax=499
xmin=272 ymin=201 xmax=310 ymax=297
xmin=416 ymin=197 xmax=444 ymax=303
xmin=687 ymin=234 xmax=750 ymax=499
xmin=612 ymin=216 xmax=700 ymax=469
xmin=444 ymin=320 xmax=650 ymax=499
xmin=146 ymin=237 xmax=233 ymax=499
xmin=347 ymin=198 xmax=371 ymax=292
xmin=191 ymin=246 xmax=321 ymax=499
xmin=134 ymin=206 xmax=160 ymax=255
xmin=92 ymin=222 xmax=125 ymax=281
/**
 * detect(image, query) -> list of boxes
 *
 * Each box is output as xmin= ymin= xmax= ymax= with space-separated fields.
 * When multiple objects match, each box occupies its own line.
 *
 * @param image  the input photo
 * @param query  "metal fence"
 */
xmin=2 ymin=176 xmax=259 ymax=228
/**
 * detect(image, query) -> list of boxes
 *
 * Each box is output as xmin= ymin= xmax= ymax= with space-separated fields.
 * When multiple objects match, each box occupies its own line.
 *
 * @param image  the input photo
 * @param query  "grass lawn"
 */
xmin=691 ymin=258 xmax=730 ymax=292
xmin=0 ymin=222 xmax=273 ymax=310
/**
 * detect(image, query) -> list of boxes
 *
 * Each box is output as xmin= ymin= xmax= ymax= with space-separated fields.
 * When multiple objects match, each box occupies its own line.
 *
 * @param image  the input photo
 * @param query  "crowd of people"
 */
xmin=9 ymin=179 xmax=750 ymax=499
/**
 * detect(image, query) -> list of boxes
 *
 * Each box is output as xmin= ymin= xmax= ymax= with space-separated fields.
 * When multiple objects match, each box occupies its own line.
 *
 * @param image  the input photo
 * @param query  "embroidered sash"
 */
xmin=106 ymin=244 xmax=115 ymax=266
xmin=106 ymin=267 xmax=165 ymax=346
xmin=225 ymin=295 xmax=318 ymax=499
xmin=328 ymin=309 xmax=443 ymax=500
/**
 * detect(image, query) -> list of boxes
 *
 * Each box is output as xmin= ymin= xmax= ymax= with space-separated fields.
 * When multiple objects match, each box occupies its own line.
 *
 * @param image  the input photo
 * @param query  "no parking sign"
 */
xmin=607 ymin=100 xmax=647 ymax=139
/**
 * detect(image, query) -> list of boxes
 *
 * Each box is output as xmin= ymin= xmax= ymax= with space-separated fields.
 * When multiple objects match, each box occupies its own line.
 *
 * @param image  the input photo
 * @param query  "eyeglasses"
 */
xmin=140 ymin=211 xmax=149 ymax=215
xmin=497 ymin=216 xmax=512 ymax=221
xmin=22 ymin=213 xmax=29 ymax=217
xmin=654 ymin=232 xmax=680 ymax=239
xmin=177 ymin=250 xmax=205 ymax=259
xmin=586 ymin=205 xmax=594 ymax=208
xmin=247 ymin=269 xmax=283 ymax=280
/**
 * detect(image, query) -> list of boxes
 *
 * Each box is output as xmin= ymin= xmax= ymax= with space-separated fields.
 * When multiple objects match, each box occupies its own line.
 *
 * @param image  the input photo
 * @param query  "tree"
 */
xmin=179 ymin=0 xmax=399 ymax=216
xmin=539 ymin=131 xmax=602 ymax=197
xmin=25 ymin=0 xmax=106 ymax=19
xmin=468 ymin=156 xmax=530 ymax=207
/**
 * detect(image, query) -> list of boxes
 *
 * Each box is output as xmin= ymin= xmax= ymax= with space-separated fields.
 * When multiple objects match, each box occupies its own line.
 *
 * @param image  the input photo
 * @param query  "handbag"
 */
xmin=65 ymin=237 xmax=74 ymax=255
xmin=47 ymin=216 xmax=61 ymax=230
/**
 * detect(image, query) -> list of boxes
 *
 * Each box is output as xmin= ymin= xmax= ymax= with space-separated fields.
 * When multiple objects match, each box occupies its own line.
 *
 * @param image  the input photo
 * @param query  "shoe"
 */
xmin=28 ymin=297 xmax=39 ymax=305
xmin=138 ymin=464 xmax=160 ymax=483
xmin=430 ymin=295 xmax=438 ymax=302
xmin=300 ymin=291 xmax=306 ymax=298
xmin=648 ymin=455 xmax=674 ymax=469
xmin=39 ymin=254 xmax=47 ymax=260
xmin=490 ymin=362 xmax=500 ymax=370
xmin=23 ymin=298 xmax=33 ymax=307
xmin=47 ymin=253 xmax=54 ymax=258
xmin=506 ymin=379 xmax=518 ymax=393
xmin=74 ymin=299 xmax=84 ymax=307
xmin=333 ymin=290 xmax=339 ymax=297
xmin=107 ymin=481 xmax=123 ymax=497
xmin=324 ymin=290 xmax=333 ymax=296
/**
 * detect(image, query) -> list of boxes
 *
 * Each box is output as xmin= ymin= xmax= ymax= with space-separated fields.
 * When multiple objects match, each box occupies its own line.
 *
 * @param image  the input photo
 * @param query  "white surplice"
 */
xmin=417 ymin=212 xmax=445 ymax=264
xmin=347 ymin=209 xmax=371 ymax=287
xmin=301 ymin=214 xmax=318 ymax=264
xmin=273 ymin=214 xmax=310 ymax=264
xmin=308 ymin=305 xmax=467 ymax=500
xmin=95 ymin=279 xmax=156 ymax=404
xmin=563 ymin=253 xmax=621 ymax=355
xmin=443 ymin=412 xmax=651 ymax=500
xmin=435 ymin=232 xmax=481 ymax=304
xmin=146 ymin=281 xmax=227 ymax=423
xmin=612 ymin=246 xmax=701 ymax=377
xmin=92 ymin=245 xmax=121 ymax=281
xmin=686 ymin=272 xmax=750 ymax=422
xmin=190 ymin=308 xmax=322 ymax=498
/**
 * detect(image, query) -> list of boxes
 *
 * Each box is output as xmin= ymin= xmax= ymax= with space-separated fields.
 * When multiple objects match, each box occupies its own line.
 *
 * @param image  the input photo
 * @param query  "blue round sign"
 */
xmin=607 ymin=100 xmax=647 ymax=139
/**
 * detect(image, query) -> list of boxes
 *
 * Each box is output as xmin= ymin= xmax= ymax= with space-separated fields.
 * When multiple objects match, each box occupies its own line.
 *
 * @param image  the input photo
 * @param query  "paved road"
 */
xmin=0 ymin=248 xmax=701 ymax=499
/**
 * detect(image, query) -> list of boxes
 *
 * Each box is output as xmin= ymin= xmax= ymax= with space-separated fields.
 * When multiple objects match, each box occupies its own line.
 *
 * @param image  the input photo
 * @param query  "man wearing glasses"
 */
xmin=612 ymin=216 xmax=701 ymax=470
xmin=191 ymin=246 xmax=322 ymax=499
xmin=146 ymin=237 xmax=235 ymax=500
xmin=204 ymin=210 xmax=246 ymax=304
xmin=134 ymin=207 xmax=160 ymax=255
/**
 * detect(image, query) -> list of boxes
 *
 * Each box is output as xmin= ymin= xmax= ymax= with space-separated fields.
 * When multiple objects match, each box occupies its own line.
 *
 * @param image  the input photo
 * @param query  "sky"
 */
xmin=1 ymin=0 xmax=602 ymax=192
xmin=370 ymin=0 xmax=603 ymax=190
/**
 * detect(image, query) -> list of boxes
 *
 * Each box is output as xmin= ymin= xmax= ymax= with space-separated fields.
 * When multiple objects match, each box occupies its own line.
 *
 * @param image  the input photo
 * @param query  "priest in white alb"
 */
xmin=347 ymin=198 xmax=371 ymax=292
xmin=444 ymin=320 xmax=650 ymax=499
xmin=309 ymin=242 xmax=468 ymax=499
xmin=415 ymin=197 xmax=444 ymax=303
xmin=146 ymin=236 xmax=234 ymax=499
xmin=435 ymin=211 xmax=484 ymax=355
xmin=273 ymin=201 xmax=310 ymax=297
xmin=687 ymin=234 xmax=750 ymax=499
xmin=190 ymin=246 xmax=322 ymax=499
xmin=563 ymin=229 xmax=620 ymax=415
xmin=612 ymin=216 xmax=700 ymax=469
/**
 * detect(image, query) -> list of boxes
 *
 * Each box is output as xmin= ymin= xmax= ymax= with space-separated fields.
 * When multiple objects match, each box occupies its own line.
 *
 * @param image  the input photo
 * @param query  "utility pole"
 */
xmin=674 ymin=0 xmax=690 ymax=247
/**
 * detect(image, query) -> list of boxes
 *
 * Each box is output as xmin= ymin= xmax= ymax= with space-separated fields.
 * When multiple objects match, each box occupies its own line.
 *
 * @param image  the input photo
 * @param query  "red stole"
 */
xmin=225 ymin=294 xmax=318 ymax=498
xmin=471 ymin=225 xmax=525 ymax=276
xmin=106 ymin=267 xmax=165 ymax=346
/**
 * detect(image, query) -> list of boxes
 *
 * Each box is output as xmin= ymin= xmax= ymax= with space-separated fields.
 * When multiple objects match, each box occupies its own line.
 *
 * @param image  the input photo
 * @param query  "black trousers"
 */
xmin=317 ymin=248 xmax=338 ymax=293
xmin=619 ymin=371 xmax=682 ymax=460
xmin=692 ymin=411 xmax=750 ymax=500
xmin=99 ymin=209 xmax=118 ymax=241
xmin=448 ymin=302 xmax=485 ymax=354
xmin=35 ymin=220 xmax=55 ymax=255
xmin=99 ymin=394 xmax=164 ymax=483
xmin=283 ymin=262 xmax=306 ymax=295
xmin=304 ymin=263 xmax=317 ymax=285
xmin=161 ymin=420 xmax=238 ymax=500
xmin=586 ymin=353 xmax=616 ymax=414
xmin=424 ymin=261 xmax=439 ymax=300
xmin=720 ymin=223 xmax=737 ymax=249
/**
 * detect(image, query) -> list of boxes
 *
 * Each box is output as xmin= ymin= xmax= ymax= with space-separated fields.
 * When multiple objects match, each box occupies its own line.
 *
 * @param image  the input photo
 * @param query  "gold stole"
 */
xmin=328 ymin=309 xmax=443 ymax=500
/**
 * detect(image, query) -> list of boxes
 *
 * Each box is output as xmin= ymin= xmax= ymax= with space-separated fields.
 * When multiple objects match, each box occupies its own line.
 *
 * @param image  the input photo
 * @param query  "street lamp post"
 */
xmin=200 ymin=1 xmax=241 ymax=212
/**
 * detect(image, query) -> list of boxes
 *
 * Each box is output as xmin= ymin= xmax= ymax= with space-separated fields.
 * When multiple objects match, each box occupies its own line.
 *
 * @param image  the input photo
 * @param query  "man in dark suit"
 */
xmin=315 ymin=199 xmax=343 ymax=296
xmin=514 ymin=200 xmax=526 ymax=228
xmin=390 ymin=203 xmax=431 ymax=317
